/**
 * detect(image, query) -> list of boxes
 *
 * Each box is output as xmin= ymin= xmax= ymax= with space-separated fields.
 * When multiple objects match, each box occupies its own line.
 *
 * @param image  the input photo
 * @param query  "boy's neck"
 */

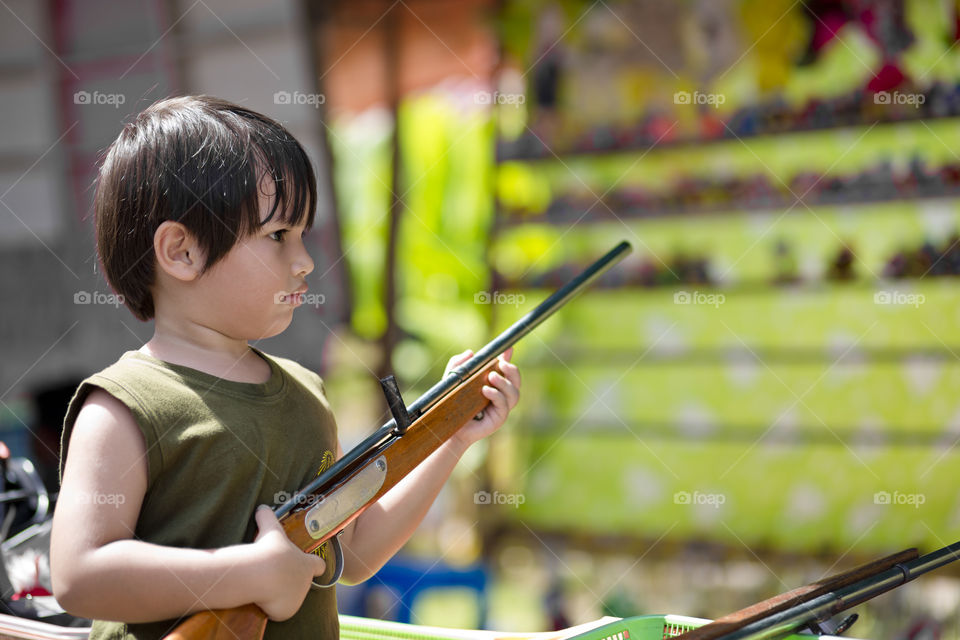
xmin=142 ymin=321 xmax=272 ymax=384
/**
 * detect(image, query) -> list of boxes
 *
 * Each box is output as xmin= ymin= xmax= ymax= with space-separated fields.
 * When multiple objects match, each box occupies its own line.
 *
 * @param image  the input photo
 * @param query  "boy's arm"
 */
xmin=50 ymin=389 xmax=326 ymax=623
xmin=336 ymin=350 xmax=520 ymax=584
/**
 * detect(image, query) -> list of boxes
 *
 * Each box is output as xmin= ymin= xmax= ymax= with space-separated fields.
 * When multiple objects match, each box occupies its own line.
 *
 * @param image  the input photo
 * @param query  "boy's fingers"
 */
xmin=497 ymin=360 xmax=521 ymax=388
xmin=497 ymin=352 xmax=520 ymax=385
xmin=482 ymin=385 xmax=508 ymax=416
xmin=488 ymin=372 xmax=519 ymax=410
xmin=311 ymin=553 xmax=327 ymax=576
xmin=491 ymin=384 xmax=508 ymax=408
xmin=447 ymin=349 xmax=473 ymax=372
xmin=254 ymin=505 xmax=280 ymax=533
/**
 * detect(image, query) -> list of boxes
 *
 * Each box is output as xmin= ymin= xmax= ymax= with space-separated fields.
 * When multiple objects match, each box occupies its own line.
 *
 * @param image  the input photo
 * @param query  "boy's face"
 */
xmin=190 ymin=174 xmax=315 ymax=341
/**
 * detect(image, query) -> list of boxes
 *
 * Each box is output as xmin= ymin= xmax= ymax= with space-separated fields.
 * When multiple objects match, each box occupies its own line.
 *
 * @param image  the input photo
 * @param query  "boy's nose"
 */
xmin=294 ymin=245 xmax=315 ymax=277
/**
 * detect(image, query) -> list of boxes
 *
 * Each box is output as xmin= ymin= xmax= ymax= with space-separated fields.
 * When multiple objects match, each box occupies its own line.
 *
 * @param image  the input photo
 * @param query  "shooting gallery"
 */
xmin=1 ymin=0 xmax=960 ymax=639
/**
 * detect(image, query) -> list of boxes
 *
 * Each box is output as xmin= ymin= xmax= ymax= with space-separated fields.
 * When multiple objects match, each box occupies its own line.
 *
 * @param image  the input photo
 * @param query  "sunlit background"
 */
xmin=2 ymin=0 xmax=960 ymax=637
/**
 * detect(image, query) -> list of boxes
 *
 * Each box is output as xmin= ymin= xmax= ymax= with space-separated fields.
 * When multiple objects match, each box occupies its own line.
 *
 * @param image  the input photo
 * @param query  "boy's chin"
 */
xmin=247 ymin=314 xmax=294 ymax=341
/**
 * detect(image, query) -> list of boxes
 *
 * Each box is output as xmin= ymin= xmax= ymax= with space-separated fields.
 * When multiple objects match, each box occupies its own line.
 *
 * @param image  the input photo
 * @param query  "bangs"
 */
xmin=142 ymin=96 xmax=318 ymax=270
xmin=244 ymin=136 xmax=317 ymax=232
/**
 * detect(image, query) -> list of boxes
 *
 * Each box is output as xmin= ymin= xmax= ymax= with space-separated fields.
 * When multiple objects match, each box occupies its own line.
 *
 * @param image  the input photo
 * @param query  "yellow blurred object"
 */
xmin=739 ymin=0 xmax=809 ymax=92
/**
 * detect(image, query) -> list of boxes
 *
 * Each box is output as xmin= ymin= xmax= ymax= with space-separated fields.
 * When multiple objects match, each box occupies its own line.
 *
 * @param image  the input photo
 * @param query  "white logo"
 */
xmin=874 ymin=91 xmax=925 ymax=107
xmin=674 ymin=490 xmax=725 ymax=506
xmin=674 ymin=290 xmax=724 ymax=308
xmin=474 ymin=291 xmax=525 ymax=307
xmin=274 ymin=490 xmax=325 ymax=508
xmin=74 ymin=291 xmax=125 ymax=307
xmin=274 ymin=91 xmax=326 ymax=107
xmin=874 ymin=291 xmax=924 ymax=308
xmin=674 ymin=91 xmax=725 ymax=107
xmin=474 ymin=91 xmax=525 ymax=106
xmin=473 ymin=490 xmax=525 ymax=507
xmin=74 ymin=91 xmax=126 ymax=108
xmin=76 ymin=492 xmax=126 ymax=507
xmin=874 ymin=490 xmax=924 ymax=508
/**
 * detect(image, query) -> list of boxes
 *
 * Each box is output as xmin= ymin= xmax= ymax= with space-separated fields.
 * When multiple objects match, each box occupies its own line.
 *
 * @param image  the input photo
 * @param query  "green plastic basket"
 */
xmin=340 ymin=614 xmax=851 ymax=640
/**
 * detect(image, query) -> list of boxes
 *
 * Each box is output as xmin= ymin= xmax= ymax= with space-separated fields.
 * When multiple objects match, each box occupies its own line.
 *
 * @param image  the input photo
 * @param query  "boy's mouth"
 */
xmin=280 ymin=286 xmax=308 ymax=305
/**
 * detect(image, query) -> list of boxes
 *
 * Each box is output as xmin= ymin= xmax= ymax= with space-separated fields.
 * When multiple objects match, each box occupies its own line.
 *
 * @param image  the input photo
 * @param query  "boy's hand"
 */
xmin=445 ymin=347 xmax=521 ymax=450
xmin=251 ymin=505 xmax=327 ymax=621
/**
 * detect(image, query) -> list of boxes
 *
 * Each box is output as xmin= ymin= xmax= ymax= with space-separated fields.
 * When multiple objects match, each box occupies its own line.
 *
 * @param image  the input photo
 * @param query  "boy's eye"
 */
xmin=268 ymin=229 xmax=287 ymax=242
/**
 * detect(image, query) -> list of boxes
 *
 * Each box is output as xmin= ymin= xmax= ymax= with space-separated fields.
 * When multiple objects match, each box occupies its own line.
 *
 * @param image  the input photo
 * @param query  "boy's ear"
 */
xmin=154 ymin=221 xmax=204 ymax=281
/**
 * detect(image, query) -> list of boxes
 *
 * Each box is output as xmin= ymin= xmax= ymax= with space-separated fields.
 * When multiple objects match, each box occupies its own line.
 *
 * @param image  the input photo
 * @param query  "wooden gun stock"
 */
xmin=673 ymin=548 xmax=919 ymax=640
xmin=161 ymin=605 xmax=265 ymax=640
xmin=162 ymin=361 xmax=501 ymax=639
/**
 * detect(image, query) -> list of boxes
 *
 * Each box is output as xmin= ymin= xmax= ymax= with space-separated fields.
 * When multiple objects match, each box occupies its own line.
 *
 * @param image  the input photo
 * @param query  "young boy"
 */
xmin=50 ymin=95 xmax=521 ymax=640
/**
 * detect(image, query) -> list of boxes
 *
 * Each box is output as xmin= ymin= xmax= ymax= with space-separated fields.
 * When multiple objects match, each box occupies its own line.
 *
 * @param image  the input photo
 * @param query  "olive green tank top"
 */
xmin=60 ymin=348 xmax=340 ymax=640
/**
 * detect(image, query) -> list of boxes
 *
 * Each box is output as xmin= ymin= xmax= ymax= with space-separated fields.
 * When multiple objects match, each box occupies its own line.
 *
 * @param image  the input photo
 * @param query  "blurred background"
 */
xmin=2 ymin=0 xmax=960 ymax=637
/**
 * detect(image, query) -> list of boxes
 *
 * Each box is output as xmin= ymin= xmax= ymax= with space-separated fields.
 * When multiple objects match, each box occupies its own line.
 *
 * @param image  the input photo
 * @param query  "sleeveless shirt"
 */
xmin=59 ymin=348 xmax=340 ymax=640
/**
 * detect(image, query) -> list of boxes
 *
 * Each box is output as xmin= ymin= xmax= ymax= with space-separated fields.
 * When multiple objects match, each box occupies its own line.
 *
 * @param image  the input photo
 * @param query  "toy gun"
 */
xmin=162 ymin=241 xmax=633 ymax=639
xmin=669 ymin=540 xmax=960 ymax=640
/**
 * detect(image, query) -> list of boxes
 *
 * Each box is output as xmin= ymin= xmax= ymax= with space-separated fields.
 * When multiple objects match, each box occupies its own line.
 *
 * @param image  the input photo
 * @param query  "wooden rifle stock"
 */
xmin=161 ymin=362 xmax=501 ymax=640
xmin=673 ymin=548 xmax=918 ymax=640
xmin=161 ymin=242 xmax=633 ymax=640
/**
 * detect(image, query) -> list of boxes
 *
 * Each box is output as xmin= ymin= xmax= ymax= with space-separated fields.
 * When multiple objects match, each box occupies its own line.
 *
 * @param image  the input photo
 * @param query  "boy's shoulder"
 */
xmin=258 ymin=350 xmax=328 ymax=396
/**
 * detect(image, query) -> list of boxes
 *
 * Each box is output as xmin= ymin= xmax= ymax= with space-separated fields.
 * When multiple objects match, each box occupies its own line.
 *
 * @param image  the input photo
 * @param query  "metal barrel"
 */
xmin=415 ymin=240 xmax=634 ymax=413
xmin=717 ymin=540 xmax=960 ymax=640
xmin=277 ymin=240 xmax=632 ymax=518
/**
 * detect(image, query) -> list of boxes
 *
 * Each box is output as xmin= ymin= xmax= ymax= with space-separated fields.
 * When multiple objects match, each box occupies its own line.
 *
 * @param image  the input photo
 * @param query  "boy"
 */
xmin=50 ymin=95 xmax=521 ymax=640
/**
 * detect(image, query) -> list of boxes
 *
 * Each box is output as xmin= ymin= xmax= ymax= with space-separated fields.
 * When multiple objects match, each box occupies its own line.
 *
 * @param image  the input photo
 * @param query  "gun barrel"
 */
xmin=277 ymin=240 xmax=632 ymax=518
xmin=419 ymin=240 xmax=634 ymax=410
xmin=718 ymin=540 xmax=960 ymax=640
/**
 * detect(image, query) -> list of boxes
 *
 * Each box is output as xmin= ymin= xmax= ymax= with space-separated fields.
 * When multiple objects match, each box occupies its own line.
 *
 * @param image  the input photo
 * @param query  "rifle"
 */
xmin=163 ymin=241 xmax=633 ymax=639
xmin=670 ymin=540 xmax=960 ymax=640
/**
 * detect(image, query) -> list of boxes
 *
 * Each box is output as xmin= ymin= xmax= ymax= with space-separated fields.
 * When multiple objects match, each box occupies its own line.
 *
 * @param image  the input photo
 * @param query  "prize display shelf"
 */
xmin=486 ymin=89 xmax=960 ymax=557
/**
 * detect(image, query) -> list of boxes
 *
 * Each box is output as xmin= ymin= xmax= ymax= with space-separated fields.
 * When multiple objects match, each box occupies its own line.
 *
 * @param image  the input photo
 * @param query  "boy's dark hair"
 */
xmin=94 ymin=95 xmax=317 ymax=321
